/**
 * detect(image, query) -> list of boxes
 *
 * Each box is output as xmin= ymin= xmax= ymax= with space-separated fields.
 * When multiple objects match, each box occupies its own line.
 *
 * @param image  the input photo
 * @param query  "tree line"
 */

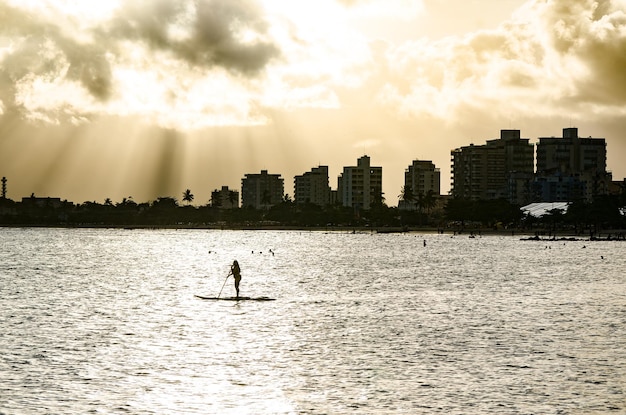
xmin=1 ymin=187 xmax=625 ymax=235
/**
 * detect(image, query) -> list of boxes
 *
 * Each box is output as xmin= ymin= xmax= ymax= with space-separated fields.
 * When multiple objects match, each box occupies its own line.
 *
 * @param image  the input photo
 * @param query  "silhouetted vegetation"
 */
xmin=1 ymin=192 xmax=624 ymax=236
xmin=444 ymin=198 xmax=524 ymax=228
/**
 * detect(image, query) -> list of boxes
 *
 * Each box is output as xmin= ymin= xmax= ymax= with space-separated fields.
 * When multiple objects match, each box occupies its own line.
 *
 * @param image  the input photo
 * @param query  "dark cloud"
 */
xmin=0 ymin=0 xmax=279 ymax=121
xmin=0 ymin=2 xmax=113 ymax=115
xmin=112 ymin=0 xmax=280 ymax=75
xmin=62 ymin=43 xmax=113 ymax=101
xmin=0 ymin=5 xmax=50 ymax=112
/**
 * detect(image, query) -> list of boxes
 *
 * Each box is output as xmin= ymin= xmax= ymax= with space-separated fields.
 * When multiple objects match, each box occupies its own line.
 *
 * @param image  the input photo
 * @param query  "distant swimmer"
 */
xmin=229 ymin=260 xmax=242 ymax=297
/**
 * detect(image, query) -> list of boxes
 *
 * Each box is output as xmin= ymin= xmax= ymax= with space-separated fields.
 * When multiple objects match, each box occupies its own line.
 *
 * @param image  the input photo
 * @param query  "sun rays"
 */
xmin=2 ymin=0 xmax=626 ymax=203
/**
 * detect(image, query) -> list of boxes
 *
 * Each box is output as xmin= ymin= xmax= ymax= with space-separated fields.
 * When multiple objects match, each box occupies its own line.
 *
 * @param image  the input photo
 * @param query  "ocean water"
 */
xmin=0 ymin=228 xmax=624 ymax=414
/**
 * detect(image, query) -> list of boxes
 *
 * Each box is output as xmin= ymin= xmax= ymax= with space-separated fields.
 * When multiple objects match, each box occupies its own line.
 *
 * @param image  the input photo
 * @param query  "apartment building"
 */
xmin=241 ymin=170 xmax=284 ymax=209
xmin=451 ymin=129 xmax=534 ymax=204
xmin=407 ymin=160 xmax=440 ymax=194
xmin=337 ymin=156 xmax=383 ymax=210
xmin=211 ymin=186 xmax=239 ymax=209
xmin=294 ymin=166 xmax=330 ymax=206
xmin=534 ymin=128 xmax=610 ymax=202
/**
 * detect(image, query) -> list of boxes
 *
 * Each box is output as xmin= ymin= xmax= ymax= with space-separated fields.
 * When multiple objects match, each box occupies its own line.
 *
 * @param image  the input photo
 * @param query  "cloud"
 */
xmin=111 ymin=0 xmax=280 ymax=75
xmin=337 ymin=0 xmax=424 ymax=19
xmin=377 ymin=0 xmax=626 ymax=121
xmin=533 ymin=0 xmax=626 ymax=105
xmin=2 ymin=0 xmax=625 ymax=131
xmin=0 ymin=0 xmax=281 ymax=126
xmin=0 ymin=3 xmax=109 ymax=121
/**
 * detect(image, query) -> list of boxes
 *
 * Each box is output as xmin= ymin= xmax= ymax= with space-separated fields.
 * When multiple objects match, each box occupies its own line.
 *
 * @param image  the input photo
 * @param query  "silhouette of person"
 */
xmin=230 ymin=260 xmax=241 ymax=297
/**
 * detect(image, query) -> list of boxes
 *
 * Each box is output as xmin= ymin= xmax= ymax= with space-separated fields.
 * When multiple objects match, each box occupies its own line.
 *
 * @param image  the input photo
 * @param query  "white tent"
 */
xmin=521 ymin=202 xmax=569 ymax=218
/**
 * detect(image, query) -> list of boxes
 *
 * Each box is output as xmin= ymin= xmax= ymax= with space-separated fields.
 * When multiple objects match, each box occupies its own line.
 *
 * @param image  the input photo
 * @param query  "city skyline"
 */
xmin=1 ymin=0 xmax=625 ymax=204
xmin=2 ymin=126 xmax=618 ymax=209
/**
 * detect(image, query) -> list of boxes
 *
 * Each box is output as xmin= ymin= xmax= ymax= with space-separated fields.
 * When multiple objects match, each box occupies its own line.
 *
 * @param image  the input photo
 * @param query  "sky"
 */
xmin=1 ymin=0 xmax=625 ymax=206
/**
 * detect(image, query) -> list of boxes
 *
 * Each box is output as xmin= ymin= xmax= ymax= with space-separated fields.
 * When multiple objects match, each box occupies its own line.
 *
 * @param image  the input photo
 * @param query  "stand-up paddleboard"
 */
xmin=195 ymin=295 xmax=275 ymax=301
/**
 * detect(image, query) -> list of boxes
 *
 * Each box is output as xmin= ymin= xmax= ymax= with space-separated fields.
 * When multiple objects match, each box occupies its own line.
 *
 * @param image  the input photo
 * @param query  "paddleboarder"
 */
xmin=230 ymin=260 xmax=241 ymax=297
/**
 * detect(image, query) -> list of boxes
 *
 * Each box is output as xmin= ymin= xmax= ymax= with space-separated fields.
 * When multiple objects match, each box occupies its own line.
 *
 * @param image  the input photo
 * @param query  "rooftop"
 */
xmin=521 ymin=202 xmax=569 ymax=217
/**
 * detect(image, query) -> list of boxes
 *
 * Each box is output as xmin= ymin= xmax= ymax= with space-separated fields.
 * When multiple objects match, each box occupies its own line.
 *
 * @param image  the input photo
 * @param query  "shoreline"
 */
xmin=2 ymin=223 xmax=625 ymax=240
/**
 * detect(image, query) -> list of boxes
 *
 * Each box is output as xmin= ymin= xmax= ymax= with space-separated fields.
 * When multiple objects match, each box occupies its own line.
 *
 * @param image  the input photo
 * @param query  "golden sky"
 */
xmin=1 ymin=0 xmax=625 ymax=205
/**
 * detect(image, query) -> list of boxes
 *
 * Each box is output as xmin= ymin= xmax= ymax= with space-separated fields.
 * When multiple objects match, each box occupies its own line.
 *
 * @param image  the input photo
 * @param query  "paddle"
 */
xmin=216 ymin=271 xmax=232 ymax=299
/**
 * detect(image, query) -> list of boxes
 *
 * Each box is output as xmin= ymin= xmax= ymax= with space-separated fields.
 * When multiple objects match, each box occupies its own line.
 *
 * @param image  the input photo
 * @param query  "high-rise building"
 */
xmin=337 ymin=155 xmax=383 ymax=210
xmin=451 ymin=129 xmax=534 ymax=204
xmin=294 ymin=166 xmax=330 ymax=206
xmin=211 ymin=186 xmax=239 ymax=209
xmin=534 ymin=128 xmax=610 ymax=202
xmin=241 ymin=170 xmax=284 ymax=209
xmin=402 ymin=160 xmax=440 ymax=209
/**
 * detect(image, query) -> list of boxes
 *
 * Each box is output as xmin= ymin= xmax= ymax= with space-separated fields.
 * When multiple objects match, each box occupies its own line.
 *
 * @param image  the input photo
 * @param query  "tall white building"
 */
xmin=337 ymin=155 xmax=383 ymax=210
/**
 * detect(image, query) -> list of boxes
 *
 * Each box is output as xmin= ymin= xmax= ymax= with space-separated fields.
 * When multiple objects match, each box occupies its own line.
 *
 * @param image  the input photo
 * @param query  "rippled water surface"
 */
xmin=1 ymin=228 xmax=625 ymax=414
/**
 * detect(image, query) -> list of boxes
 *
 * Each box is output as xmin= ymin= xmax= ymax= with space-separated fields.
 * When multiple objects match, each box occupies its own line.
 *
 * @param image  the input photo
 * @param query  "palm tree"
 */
xmin=399 ymin=186 xmax=414 ymax=210
xmin=211 ymin=193 xmax=222 ymax=208
xmin=415 ymin=192 xmax=426 ymax=215
xmin=371 ymin=186 xmax=385 ymax=208
xmin=228 ymin=191 xmax=238 ymax=209
xmin=261 ymin=189 xmax=271 ymax=209
xmin=423 ymin=189 xmax=436 ymax=214
xmin=182 ymin=189 xmax=194 ymax=205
